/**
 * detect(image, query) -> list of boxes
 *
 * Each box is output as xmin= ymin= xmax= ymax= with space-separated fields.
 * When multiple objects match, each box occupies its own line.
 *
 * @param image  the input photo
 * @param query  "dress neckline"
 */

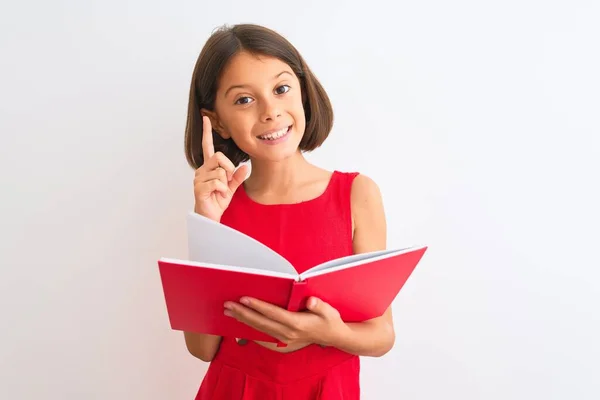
xmin=238 ymin=170 xmax=339 ymax=208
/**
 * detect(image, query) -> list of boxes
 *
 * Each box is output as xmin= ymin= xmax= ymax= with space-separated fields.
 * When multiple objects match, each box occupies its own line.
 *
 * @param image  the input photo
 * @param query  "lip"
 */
xmin=256 ymin=125 xmax=292 ymax=138
xmin=257 ymin=125 xmax=292 ymax=145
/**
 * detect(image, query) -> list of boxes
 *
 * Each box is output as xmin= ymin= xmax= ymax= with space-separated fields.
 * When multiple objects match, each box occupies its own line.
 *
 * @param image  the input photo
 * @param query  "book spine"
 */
xmin=275 ymin=280 xmax=309 ymax=348
xmin=286 ymin=280 xmax=308 ymax=312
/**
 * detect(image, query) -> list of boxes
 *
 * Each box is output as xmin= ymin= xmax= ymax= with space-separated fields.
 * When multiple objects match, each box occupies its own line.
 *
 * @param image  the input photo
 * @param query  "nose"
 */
xmin=260 ymin=98 xmax=282 ymax=122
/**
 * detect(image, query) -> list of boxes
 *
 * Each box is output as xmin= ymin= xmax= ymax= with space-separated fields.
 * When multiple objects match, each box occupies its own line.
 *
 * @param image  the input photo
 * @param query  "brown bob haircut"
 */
xmin=184 ymin=24 xmax=334 ymax=169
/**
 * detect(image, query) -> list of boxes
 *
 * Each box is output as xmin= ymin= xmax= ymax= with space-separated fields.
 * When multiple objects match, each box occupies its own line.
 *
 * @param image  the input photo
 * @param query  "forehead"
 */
xmin=219 ymin=51 xmax=294 ymax=86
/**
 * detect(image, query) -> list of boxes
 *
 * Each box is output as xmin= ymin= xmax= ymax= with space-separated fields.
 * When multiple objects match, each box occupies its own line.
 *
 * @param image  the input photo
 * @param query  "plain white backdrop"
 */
xmin=1 ymin=0 xmax=599 ymax=399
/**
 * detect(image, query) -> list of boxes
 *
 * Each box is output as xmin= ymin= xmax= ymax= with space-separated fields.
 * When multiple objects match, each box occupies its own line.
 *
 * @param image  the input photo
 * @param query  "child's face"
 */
xmin=207 ymin=51 xmax=306 ymax=163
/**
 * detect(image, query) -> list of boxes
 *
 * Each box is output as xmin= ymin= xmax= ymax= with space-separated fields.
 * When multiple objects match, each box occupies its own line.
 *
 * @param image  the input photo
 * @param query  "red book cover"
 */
xmin=157 ymin=212 xmax=428 ymax=343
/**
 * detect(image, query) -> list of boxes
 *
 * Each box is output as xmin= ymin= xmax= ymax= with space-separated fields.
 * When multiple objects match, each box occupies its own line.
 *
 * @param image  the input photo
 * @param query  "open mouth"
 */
xmin=257 ymin=125 xmax=291 ymax=141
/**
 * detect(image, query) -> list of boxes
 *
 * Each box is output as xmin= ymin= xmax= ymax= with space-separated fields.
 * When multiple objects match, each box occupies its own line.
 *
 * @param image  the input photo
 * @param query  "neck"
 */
xmin=245 ymin=151 xmax=314 ymax=194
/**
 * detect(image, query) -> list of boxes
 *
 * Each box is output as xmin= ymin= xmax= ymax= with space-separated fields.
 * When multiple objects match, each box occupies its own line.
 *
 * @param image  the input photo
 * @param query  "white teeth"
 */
xmin=258 ymin=127 xmax=288 ymax=140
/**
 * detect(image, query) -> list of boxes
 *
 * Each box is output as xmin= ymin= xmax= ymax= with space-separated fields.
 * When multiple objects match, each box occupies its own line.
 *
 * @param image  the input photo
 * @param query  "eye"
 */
xmin=234 ymin=96 xmax=253 ymax=105
xmin=275 ymin=85 xmax=291 ymax=95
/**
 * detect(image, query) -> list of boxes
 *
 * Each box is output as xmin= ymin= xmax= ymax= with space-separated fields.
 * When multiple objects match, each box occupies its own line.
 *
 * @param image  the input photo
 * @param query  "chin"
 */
xmin=258 ymin=147 xmax=301 ymax=163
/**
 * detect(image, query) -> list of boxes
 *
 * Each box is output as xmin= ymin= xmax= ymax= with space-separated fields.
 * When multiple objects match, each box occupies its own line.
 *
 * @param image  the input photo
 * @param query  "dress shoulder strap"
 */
xmin=329 ymin=171 xmax=360 ymax=201
xmin=325 ymin=171 xmax=360 ymax=238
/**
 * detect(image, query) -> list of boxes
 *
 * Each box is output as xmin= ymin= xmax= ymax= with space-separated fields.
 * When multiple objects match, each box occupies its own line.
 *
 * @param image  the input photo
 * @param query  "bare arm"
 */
xmin=183 ymin=332 xmax=222 ymax=362
xmin=330 ymin=174 xmax=395 ymax=357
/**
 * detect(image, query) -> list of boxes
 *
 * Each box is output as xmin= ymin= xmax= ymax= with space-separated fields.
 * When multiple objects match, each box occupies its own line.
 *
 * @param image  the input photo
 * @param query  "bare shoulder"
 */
xmin=350 ymin=173 xmax=387 ymax=253
xmin=350 ymin=173 xmax=383 ymax=209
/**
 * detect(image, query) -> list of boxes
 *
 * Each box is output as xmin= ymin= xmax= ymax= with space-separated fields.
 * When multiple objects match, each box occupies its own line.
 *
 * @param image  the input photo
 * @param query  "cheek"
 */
xmin=289 ymin=97 xmax=306 ymax=121
xmin=219 ymin=111 xmax=252 ymax=138
xmin=236 ymin=114 xmax=257 ymax=135
xmin=295 ymin=107 xmax=307 ymax=131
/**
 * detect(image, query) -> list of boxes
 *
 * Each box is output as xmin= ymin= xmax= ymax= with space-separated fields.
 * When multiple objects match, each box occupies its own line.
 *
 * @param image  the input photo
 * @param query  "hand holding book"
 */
xmin=224 ymin=296 xmax=347 ymax=347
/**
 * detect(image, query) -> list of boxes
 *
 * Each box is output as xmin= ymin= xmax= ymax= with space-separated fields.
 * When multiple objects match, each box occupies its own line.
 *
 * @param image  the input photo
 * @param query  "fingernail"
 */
xmin=240 ymin=297 xmax=250 ymax=305
xmin=224 ymin=310 xmax=232 ymax=317
xmin=224 ymin=302 xmax=233 ymax=310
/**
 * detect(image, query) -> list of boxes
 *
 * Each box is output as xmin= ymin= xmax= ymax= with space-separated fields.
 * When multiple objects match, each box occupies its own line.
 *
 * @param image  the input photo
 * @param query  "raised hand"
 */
xmin=193 ymin=116 xmax=249 ymax=222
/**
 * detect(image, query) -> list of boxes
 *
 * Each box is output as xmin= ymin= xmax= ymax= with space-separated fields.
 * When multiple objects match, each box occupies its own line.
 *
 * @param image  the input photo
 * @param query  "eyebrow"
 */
xmin=224 ymin=71 xmax=293 ymax=97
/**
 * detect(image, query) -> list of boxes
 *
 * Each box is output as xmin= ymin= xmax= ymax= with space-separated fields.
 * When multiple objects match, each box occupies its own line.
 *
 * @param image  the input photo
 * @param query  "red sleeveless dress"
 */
xmin=194 ymin=170 xmax=361 ymax=400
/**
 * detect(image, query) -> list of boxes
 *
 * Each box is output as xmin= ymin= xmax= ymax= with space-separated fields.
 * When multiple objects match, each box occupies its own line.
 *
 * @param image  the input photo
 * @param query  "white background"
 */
xmin=1 ymin=0 xmax=599 ymax=399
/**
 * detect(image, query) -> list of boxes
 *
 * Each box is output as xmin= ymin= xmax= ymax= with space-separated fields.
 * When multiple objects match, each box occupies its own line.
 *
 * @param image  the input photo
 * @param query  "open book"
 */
xmin=158 ymin=212 xmax=428 ymax=343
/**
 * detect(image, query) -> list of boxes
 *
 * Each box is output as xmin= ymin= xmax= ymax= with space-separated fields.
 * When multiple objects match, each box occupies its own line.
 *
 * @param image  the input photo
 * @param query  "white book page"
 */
xmin=300 ymin=246 xmax=421 ymax=280
xmin=186 ymin=212 xmax=297 ymax=275
xmin=159 ymin=257 xmax=297 ymax=280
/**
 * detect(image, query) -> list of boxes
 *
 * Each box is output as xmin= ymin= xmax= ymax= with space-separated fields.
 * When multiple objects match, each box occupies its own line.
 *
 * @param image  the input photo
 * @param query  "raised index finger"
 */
xmin=202 ymin=115 xmax=215 ymax=161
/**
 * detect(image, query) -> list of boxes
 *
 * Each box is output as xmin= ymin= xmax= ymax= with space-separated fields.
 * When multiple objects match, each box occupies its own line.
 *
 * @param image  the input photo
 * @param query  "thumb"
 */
xmin=306 ymin=297 xmax=338 ymax=318
xmin=228 ymin=164 xmax=250 ymax=193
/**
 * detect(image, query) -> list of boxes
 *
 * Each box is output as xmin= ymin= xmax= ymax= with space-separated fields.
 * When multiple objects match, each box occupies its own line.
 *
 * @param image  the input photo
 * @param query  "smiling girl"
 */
xmin=183 ymin=23 xmax=394 ymax=400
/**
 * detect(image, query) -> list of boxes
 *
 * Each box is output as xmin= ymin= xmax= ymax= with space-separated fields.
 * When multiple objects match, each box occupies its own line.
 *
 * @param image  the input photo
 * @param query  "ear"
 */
xmin=201 ymin=108 xmax=231 ymax=139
